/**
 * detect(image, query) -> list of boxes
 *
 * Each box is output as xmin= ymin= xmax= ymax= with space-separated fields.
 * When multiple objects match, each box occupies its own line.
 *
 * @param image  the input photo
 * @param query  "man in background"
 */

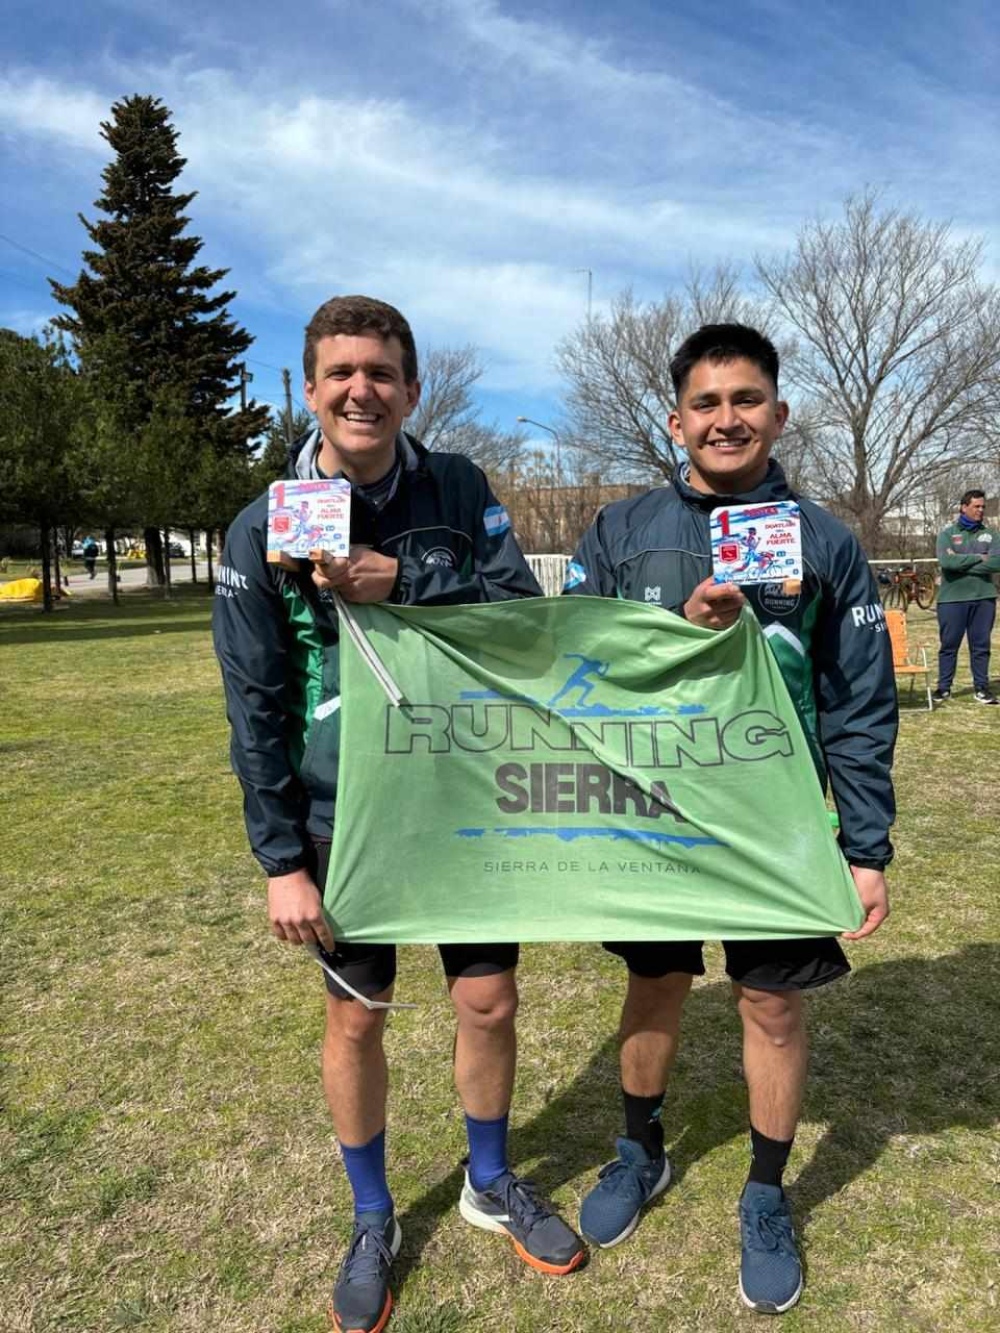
xmin=933 ymin=489 xmax=1000 ymax=705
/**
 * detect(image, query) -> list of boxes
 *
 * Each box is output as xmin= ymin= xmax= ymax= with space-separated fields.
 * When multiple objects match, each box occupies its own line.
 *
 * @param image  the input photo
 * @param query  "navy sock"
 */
xmin=340 ymin=1128 xmax=393 ymax=1217
xmin=465 ymin=1112 xmax=510 ymax=1190
xmin=623 ymin=1090 xmax=665 ymax=1158
xmin=747 ymin=1125 xmax=793 ymax=1189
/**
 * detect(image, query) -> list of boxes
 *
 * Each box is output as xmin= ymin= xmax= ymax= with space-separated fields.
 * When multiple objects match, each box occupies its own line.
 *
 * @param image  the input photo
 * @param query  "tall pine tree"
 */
xmin=51 ymin=94 xmax=267 ymax=584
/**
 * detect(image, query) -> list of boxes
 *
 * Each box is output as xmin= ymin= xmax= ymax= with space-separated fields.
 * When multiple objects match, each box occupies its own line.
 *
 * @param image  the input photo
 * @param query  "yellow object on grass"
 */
xmin=0 ymin=578 xmax=71 ymax=602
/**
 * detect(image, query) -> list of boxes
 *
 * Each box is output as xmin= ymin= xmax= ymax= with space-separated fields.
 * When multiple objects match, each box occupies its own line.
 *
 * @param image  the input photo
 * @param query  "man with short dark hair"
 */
xmin=214 ymin=295 xmax=584 ymax=1333
xmin=932 ymin=490 xmax=1000 ymax=705
xmin=564 ymin=323 xmax=897 ymax=1315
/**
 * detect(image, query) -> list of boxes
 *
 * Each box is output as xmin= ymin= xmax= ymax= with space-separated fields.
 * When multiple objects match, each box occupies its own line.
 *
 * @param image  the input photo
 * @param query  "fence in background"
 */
xmin=527 ymin=553 xmax=943 ymax=598
xmin=526 ymin=553 xmax=570 ymax=595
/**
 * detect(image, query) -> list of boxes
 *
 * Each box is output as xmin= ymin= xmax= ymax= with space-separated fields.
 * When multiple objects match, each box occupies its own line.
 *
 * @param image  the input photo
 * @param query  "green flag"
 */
xmin=324 ymin=597 xmax=863 ymax=943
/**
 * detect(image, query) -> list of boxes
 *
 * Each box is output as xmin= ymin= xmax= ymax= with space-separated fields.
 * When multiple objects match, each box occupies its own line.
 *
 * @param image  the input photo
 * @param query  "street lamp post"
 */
xmin=516 ymin=416 xmax=562 ymax=479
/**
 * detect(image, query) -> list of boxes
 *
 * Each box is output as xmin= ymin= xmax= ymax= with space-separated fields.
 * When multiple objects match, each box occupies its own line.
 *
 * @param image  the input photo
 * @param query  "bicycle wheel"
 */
xmin=914 ymin=569 xmax=936 ymax=609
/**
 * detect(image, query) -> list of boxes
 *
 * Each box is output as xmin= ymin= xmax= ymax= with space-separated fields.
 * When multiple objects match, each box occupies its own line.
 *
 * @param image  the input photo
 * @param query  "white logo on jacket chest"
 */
xmin=423 ymin=547 xmax=456 ymax=568
xmin=644 ymin=585 xmax=661 ymax=604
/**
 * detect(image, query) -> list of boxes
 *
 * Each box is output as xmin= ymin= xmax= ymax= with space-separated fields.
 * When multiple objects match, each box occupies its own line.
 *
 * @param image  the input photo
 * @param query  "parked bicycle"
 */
xmin=877 ymin=564 xmax=937 ymax=611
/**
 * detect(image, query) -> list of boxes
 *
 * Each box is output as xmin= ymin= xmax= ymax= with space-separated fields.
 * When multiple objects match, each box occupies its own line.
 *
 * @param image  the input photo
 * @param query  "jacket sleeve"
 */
xmin=562 ymin=507 xmax=618 ymax=596
xmin=212 ymin=508 xmax=312 ymax=877
xmin=813 ymin=536 xmax=898 ymax=869
xmin=937 ymin=526 xmax=989 ymax=574
xmin=971 ymin=529 xmax=1000 ymax=576
xmin=390 ymin=466 xmax=541 ymax=604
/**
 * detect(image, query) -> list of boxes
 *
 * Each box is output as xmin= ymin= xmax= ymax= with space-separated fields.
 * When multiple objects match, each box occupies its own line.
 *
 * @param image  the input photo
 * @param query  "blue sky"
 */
xmin=2 ymin=0 xmax=997 ymax=438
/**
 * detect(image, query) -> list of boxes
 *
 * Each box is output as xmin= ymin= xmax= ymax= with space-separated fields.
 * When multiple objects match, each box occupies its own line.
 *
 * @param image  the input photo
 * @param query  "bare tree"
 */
xmin=492 ymin=451 xmax=643 ymax=554
xmin=756 ymin=191 xmax=1000 ymax=554
xmin=409 ymin=345 xmax=526 ymax=474
xmin=556 ymin=266 xmax=771 ymax=481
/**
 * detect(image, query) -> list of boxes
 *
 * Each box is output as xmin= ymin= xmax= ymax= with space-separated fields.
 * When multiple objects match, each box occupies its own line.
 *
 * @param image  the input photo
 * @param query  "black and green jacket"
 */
xmin=213 ymin=433 xmax=541 ymax=876
xmin=564 ymin=461 xmax=898 ymax=870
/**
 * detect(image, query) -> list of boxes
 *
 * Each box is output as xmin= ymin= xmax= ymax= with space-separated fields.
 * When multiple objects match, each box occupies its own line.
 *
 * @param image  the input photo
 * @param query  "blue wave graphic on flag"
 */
xmin=456 ymin=690 xmax=706 ymax=717
xmin=457 ymin=827 xmax=722 ymax=848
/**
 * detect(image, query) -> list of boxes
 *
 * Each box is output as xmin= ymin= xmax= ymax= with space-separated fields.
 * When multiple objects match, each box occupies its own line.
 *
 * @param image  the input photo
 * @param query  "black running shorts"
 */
xmin=307 ymin=840 xmax=519 ymax=999
xmin=603 ymin=936 xmax=849 ymax=991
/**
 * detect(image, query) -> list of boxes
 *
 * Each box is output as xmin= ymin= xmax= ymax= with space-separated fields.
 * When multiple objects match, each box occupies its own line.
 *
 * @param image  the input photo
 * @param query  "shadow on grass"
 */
xmin=394 ymin=942 xmax=999 ymax=1283
xmin=0 ymin=589 xmax=212 ymax=645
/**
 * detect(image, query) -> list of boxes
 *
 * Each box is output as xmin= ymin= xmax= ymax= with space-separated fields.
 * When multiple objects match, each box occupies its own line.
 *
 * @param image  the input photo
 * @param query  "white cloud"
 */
xmin=0 ymin=74 xmax=108 ymax=151
xmin=1 ymin=0 xmax=996 ymax=401
xmin=0 ymin=305 xmax=57 ymax=337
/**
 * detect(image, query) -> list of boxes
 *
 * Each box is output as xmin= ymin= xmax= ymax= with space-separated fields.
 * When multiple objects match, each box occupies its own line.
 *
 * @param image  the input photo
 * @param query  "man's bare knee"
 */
xmin=735 ymin=986 xmax=803 ymax=1047
xmin=622 ymin=971 xmax=693 ymax=1027
xmin=324 ymin=993 xmax=389 ymax=1050
xmin=449 ymin=972 xmax=519 ymax=1033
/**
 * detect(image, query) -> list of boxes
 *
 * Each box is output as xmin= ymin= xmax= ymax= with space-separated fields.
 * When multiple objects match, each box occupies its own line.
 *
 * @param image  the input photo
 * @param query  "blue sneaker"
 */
xmin=738 ymin=1182 xmax=803 ymax=1314
xmin=579 ymin=1137 xmax=671 ymax=1247
xmin=330 ymin=1210 xmax=401 ymax=1333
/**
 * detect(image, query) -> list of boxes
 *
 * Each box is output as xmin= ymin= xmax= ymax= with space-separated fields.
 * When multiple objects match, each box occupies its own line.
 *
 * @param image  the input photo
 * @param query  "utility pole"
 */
xmin=573 ymin=268 xmax=593 ymax=323
xmin=282 ymin=368 xmax=294 ymax=447
xmin=238 ymin=362 xmax=253 ymax=411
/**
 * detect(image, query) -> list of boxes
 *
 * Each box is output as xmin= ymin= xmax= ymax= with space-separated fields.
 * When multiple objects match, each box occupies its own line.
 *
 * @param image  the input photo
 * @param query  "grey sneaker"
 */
xmin=330 ymin=1210 xmax=401 ymax=1333
xmin=578 ymin=1137 xmax=671 ymax=1247
xmin=459 ymin=1166 xmax=586 ymax=1274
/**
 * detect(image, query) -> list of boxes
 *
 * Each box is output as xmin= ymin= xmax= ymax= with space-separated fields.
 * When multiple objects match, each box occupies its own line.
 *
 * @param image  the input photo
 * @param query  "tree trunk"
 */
xmin=40 ymin=519 xmax=54 ymax=613
xmin=162 ymin=527 xmax=172 ymax=599
xmin=144 ymin=525 xmax=165 ymax=586
xmin=52 ymin=532 xmax=63 ymax=593
xmin=105 ymin=528 xmax=119 ymax=605
xmin=206 ymin=529 xmax=214 ymax=587
xmin=189 ymin=528 xmax=198 ymax=584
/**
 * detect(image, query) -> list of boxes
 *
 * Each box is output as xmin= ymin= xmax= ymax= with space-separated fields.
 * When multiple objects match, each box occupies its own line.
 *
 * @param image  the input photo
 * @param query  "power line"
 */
xmin=0 ymin=267 xmax=51 ymax=294
xmin=0 ymin=232 xmax=76 ymax=278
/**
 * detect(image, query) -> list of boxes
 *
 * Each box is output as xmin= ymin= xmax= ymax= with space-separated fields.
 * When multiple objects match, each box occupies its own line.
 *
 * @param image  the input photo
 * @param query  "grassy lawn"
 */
xmin=0 ymin=558 xmax=150 ymax=584
xmin=2 ymin=590 xmax=998 ymax=1332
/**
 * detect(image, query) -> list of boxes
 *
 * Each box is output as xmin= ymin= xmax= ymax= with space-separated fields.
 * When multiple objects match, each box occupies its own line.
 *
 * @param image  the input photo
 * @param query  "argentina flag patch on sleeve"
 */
xmin=563 ymin=560 xmax=588 ymax=590
xmin=483 ymin=504 xmax=511 ymax=536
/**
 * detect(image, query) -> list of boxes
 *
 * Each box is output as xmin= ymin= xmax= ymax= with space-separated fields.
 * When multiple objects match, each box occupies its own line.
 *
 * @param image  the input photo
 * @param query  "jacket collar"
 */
xmin=671 ymin=458 xmax=795 ymax=511
xmin=286 ymin=429 xmax=427 ymax=481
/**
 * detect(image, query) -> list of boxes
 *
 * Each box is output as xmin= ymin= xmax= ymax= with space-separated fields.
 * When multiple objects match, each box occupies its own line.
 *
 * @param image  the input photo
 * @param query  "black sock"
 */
xmin=747 ymin=1125 xmax=793 ymax=1188
xmin=622 ymin=1090 xmax=665 ymax=1158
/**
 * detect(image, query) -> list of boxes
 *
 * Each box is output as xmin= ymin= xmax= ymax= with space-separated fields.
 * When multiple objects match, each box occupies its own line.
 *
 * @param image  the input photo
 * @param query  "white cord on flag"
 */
xmin=305 ymin=944 xmax=418 ymax=1010
xmin=332 ymin=591 xmax=407 ymax=707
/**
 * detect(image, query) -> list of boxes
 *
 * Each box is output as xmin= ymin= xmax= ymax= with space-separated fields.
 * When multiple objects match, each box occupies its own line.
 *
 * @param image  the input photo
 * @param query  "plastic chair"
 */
xmin=884 ymin=608 xmax=932 ymax=710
